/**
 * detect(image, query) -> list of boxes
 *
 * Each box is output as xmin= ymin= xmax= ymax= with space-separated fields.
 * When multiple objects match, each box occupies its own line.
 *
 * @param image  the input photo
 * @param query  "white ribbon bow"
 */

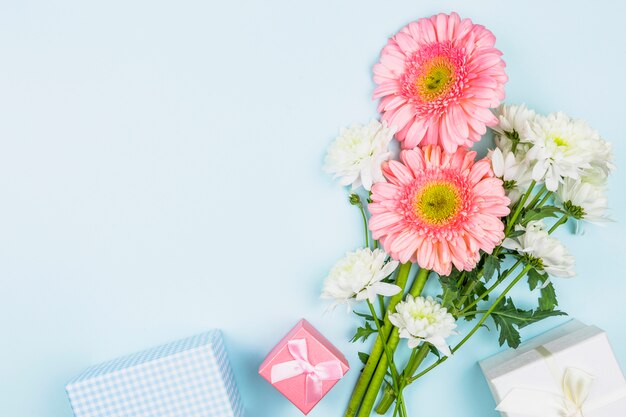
xmin=270 ymin=338 xmax=344 ymax=405
xmin=497 ymin=367 xmax=594 ymax=417
xmin=496 ymin=346 xmax=626 ymax=417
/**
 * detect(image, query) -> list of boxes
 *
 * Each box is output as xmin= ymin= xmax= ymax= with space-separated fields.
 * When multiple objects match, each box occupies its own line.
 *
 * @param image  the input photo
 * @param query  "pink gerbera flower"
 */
xmin=369 ymin=145 xmax=510 ymax=276
xmin=373 ymin=13 xmax=507 ymax=152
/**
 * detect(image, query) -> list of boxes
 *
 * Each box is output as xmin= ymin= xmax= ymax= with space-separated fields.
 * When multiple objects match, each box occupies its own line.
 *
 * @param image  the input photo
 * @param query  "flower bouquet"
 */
xmin=321 ymin=12 xmax=614 ymax=417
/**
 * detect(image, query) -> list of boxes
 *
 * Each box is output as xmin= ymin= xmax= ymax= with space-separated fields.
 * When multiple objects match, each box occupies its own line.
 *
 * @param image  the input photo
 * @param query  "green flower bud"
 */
xmin=563 ymin=200 xmax=585 ymax=220
xmin=523 ymin=253 xmax=544 ymax=270
xmin=349 ymin=193 xmax=362 ymax=207
xmin=503 ymin=180 xmax=517 ymax=191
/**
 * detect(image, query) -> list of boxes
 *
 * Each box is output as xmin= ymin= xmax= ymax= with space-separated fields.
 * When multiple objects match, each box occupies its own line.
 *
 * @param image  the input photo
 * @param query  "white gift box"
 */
xmin=66 ymin=330 xmax=244 ymax=417
xmin=480 ymin=320 xmax=626 ymax=417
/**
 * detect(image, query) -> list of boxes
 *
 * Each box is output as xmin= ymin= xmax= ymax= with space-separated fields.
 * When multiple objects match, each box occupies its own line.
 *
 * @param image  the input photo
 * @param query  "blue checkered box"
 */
xmin=66 ymin=330 xmax=244 ymax=417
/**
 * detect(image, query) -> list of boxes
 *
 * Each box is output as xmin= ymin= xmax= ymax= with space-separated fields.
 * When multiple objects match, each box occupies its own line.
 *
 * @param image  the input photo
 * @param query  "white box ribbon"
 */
xmin=496 ymin=346 xmax=626 ymax=417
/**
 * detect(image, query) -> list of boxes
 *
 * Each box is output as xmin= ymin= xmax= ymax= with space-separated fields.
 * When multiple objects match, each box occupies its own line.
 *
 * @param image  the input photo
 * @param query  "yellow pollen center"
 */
xmin=414 ymin=182 xmax=461 ymax=225
xmin=416 ymin=57 xmax=455 ymax=101
xmin=410 ymin=311 xmax=435 ymax=323
xmin=552 ymin=136 xmax=568 ymax=147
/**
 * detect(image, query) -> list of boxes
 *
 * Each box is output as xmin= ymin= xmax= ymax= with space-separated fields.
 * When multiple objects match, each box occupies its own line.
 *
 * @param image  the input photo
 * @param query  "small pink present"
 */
xmin=259 ymin=319 xmax=350 ymax=414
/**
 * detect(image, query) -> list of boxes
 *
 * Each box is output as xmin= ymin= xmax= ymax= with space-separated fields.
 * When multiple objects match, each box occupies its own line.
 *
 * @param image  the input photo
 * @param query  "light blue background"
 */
xmin=1 ymin=1 xmax=625 ymax=416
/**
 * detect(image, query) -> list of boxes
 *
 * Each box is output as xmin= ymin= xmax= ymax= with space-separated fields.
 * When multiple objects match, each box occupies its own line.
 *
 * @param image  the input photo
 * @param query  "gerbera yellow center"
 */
xmin=416 ymin=57 xmax=455 ymax=102
xmin=414 ymin=182 xmax=461 ymax=225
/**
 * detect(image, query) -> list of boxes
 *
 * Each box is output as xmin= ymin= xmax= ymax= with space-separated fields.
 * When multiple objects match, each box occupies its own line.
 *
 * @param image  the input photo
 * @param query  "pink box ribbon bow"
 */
xmin=270 ymin=338 xmax=344 ymax=405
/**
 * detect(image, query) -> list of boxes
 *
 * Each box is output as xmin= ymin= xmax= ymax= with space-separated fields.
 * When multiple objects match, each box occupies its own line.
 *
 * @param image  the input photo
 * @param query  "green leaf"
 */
xmin=521 ymin=206 xmax=563 ymax=225
xmin=464 ymin=269 xmax=478 ymax=284
xmin=490 ymin=297 xmax=567 ymax=348
xmin=527 ymin=268 xmax=547 ymax=291
xmin=458 ymin=279 xmax=489 ymax=322
xmin=507 ymin=229 xmax=525 ymax=238
xmin=473 ymin=280 xmax=488 ymax=300
xmin=526 ymin=269 xmax=558 ymax=311
xmin=353 ymin=311 xmax=382 ymax=323
xmin=427 ymin=343 xmax=441 ymax=359
xmin=539 ymin=282 xmax=558 ymax=311
xmin=358 ymin=351 xmax=370 ymax=365
xmin=350 ymin=322 xmax=377 ymax=343
xmin=491 ymin=314 xmax=522 ymax=348
xmin=437 ymin=275 xmax=460 ymax=312
xmin=520 ymin=308 xmax=567 ymax=328
xmin=483 ymin=255 xmax=501 ymax=282
xmin=462 ymin=303 xmax=478 ymax=322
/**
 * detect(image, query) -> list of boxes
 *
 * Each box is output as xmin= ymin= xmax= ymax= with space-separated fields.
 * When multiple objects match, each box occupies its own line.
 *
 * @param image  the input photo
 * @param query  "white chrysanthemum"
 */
xmin=492 ymin=104 xmax=536 ymax=154
xmin=388 ymin=295 xmax=457 ymax=356
xmin=321 ymin=248 xmax=400 ymax=309
xmin=582 ymin=165 xmax=611 ymax=187
xmin=502 ymin=220 xmax=575 ymax=277
xmin=587 ymin=139 xmax=614 ymax=183
xmin=324 ymin=120 xmax=395 ymax=191
xmin=526 ymin=112 xmax=607 ymax=191
xmin=556 ymin=178 xmax=610 ymax=223
xmin=490 ymin=148 xmax=533 ymax=205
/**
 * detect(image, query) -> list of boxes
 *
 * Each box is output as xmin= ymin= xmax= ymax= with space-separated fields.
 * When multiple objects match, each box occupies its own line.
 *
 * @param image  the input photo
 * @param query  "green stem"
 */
xmin=505 ymin=180 xmax=536 ymax=235
xmin=344 ymin=263 xmax=412 ymax=417
xmin=392 ymin=396 xmax=400 ymax=417
xmin=456 ymin=280 xmax=478 ymax=310
xmin=455 ymin=309 xmax=488 ymax=318
xmin=548 ymin=214 xmax=569 ymax=234
xmin=457 ymin=266 xmax=528 ymax=349
xmin=398 ymin=389 xmax=409 ymax=417
xmin=374 ymin=344 xmax=430 ymax=414
xmin=358 ymin=204 xmax=369 ymax=248
xmin=455 ymin=270 xmax=484 ymax=311
xmin=378 ymin=295 xmax=385 ymax=318
xmin=377 ymin=384 xmax=397 ymax=417
xmin=362 ymin=329 xmax=399 ymax=416
xmin=525 ymin=185 xmax=547 ymax=209
xmin=403 ymin=344 xmax=430 ymax=380
xmin=536 ymin=190 xmax=553 ymax=209
xmin=400 ymin=396 xmax=408 ymax=417
xmin=367 ymin=301 xmax=400 ymax=385
xmin=408 ymin=264 xmax=532 ymax=384
xmin=456 ymin=271 xmax=467 ymax=286
xmin=459 ymin=259 xmax=522 ymax=315
xmin=357 ymin=269 xmax=430 ymax=417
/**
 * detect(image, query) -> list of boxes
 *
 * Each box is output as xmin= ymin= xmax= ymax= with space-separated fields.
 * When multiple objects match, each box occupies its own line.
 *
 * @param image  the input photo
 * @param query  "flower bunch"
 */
xmin=492 ymin=104 xmax=613 ymax=225
xmin=320 ymin=12 xmax=613 ymax=417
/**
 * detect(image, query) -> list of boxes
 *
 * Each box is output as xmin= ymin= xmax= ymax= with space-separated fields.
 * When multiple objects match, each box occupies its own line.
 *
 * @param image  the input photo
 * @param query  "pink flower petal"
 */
xmin=400 ymin=148 xmax=426 ymax=176
xmin=386 ymin=160 xmax=415 ymax=185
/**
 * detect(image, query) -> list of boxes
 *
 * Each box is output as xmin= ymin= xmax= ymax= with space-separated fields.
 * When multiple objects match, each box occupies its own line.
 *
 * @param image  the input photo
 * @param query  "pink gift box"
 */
xmin=259 ymin=319 xmax=350 ymax=414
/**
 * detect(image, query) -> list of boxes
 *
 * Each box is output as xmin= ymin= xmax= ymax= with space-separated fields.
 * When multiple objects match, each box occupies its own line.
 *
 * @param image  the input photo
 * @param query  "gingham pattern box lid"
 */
xmin=66 ymin=330 xmax=244 ymax=417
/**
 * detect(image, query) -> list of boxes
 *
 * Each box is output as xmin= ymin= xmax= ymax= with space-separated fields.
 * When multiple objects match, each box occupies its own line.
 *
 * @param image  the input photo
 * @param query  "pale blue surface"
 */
xmin=1 ymin=1 xmax=625 ymax=416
